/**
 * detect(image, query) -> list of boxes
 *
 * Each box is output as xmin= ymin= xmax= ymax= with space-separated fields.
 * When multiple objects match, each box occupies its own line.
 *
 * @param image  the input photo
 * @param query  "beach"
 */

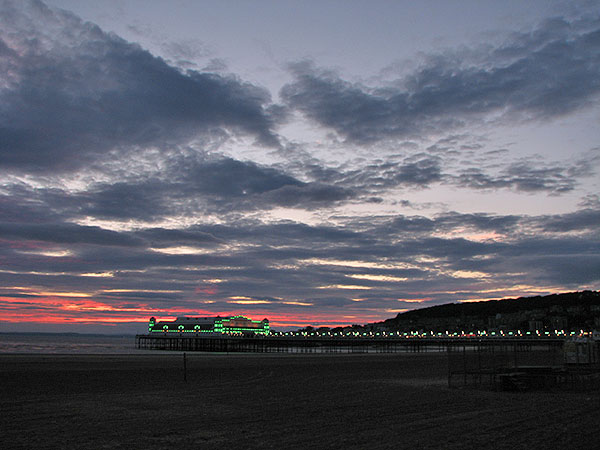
xmin=1 ymin=352 xmax=599 ymax=449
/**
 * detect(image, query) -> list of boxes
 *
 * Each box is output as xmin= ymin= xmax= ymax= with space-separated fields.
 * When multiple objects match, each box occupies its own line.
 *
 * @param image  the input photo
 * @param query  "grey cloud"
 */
xmin=303 ymin=297 xmax=354 ymax=308
xmin=0 ymin=222 xmax=142 ymax=246
xmin=336 ymin=155 xmax=443 ymax=193
xmin=381 ymin=211 xmax=519 ymax=236
xmin=261 ymin=183 xmax=355 ymax=208
xmin=0 ymin=189 xmax=66 ymax=224
xmin=134 ymin=228 xmax=222 ymax=248
xmin=167 ymin=156 xmax=353 ymax=211
xmin=579 ymin=194 xmax=600 ymax=209
xmin=400 ymin=237 xmax=501 ymax=259
xmin=79 ymin=181 xmax=175 ymax=221
xmin=436 ymin=212 xmax=520 ymax=233
xmin=455 ymin=161 xmax=579 ymax=194
xmin=0 ymin=1 xmax=279 ymax=172
xmin=297 ymin=147 xmax=587 ymax=197
xmin=395 ymin=156 xmax=442 ymax=185
xmin=281 ymin=17 xmax=600 ymax=142
xmin=95 ymin=157 xmax=354 ymax=216
xmin=389 ymin=215 xmax=436 ymax=233
xmin=101 ymin=291 xmax=184 ymax=300
xmin=183 ymin=158 xmax=303 ymax=197
xmin=472 ymin=237 xmax=600 ymax=285
xmin=527 ymin=255 xmax=600 ymax=284
xmin=325 ymin=145 xmax=596 ymax=196
xmin=534 ymin=209 xmax=600 ymax=232
xmin=181 ymin=222 xmax=365 ymax=251
xmin=500 ymin=236 xmax=600 ymax=258
xmin=6 ymin=156 xmax=353 ymax=222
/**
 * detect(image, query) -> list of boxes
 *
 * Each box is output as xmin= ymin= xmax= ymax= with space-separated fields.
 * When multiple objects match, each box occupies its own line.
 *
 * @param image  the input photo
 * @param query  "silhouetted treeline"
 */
xmin=380 ymin=291 xmax=600 ymax=333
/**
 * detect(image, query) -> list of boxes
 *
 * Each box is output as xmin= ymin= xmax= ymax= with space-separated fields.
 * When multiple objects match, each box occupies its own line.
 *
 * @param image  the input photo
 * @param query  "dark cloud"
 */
xmin=101 ymin=291 xmax=184 ymax=300
xmin=84 ymin=157 xmax=354 ymax=216
xmin=0 ymin=188 xmax=67 ymax=224
xmin=333 ymin=154 xmax=443 ymax=194
xmin=579 ymin=194 xmax=600 ymax=209
xmin=0 ymin=222 xmax=142 ymax=246
xmin=534 ymin=209 xmax=600 ymax=232
xmin=398 ymin=159 xmax=442 ymax=185
xmin=455 ymin=161 xmax=581 ymax=194
xmin=79 ymin=180 xmax=175 ymax=221
xmin=436 ymin=212 xmax=520 ymax=233
xmin=292 ymin=145 xmax=594 ymax=196
xmin=527 ymin=255 xmax=600 ymax=284
xmin=388 ymin=215 xmax=436 ymax=233
xmin=134 ymin=228 xmax=221 ymax=248
xmin=209 ymin=222 xmax=366 ymax=246
xmin=0 ymin=155 xmax=354 ymax=222
xmin=373 ymin=211 xmax=520 ymax=237
xmin=260 ymin=183 xmax=355 ymax=208
xmin=466 ymin=236 xmax=600 ymax=285
xmin=0 ymin=1 xmax=279 ymax=172
xmin=281 ymin=17 xmax=600 ymax=142
xmin=182 ymin=158 xmax=303 ymax=197
xmin=400 ymin=237 xmax=501 ymax=259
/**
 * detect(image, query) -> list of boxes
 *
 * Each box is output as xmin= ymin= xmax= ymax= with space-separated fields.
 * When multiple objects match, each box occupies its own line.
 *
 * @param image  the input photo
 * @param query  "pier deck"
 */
xmin=135 ymin=333 xmax=565 ymax=353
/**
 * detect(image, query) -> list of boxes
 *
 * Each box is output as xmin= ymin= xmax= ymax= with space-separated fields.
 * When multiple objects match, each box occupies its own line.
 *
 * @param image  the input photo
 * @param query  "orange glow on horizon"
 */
xmin=0 ymin=293 xmax=391 ymax=328
xmin=1 ymin=282 xmax=579 ymax=330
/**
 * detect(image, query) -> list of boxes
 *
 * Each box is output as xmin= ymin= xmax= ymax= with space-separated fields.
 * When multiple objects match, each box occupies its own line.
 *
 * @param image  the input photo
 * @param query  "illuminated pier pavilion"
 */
xmin=147 ymin=315 xmax=270 ymax=335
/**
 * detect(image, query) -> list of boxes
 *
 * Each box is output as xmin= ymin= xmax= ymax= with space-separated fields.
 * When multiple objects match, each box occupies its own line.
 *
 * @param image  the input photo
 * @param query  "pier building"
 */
xmin=148 ymin=315 xmax=270 ymax=335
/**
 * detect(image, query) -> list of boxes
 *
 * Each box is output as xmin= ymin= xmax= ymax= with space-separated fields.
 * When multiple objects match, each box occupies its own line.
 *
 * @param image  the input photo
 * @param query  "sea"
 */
xmin=0 ymin=333 xmax=146 ymax=354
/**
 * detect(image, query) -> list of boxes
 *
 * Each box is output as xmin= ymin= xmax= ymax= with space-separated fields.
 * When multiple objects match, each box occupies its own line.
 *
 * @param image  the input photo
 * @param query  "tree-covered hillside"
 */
xmin=380 ymin=291 xmax=600 ymax=332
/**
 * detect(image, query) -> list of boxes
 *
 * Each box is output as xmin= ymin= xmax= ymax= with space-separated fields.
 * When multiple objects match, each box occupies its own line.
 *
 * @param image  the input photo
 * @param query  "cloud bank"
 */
xmin=281 ymin=17 xmax=600 ymax=143
xmin=0 ymin=0 xmax=279 ymax=172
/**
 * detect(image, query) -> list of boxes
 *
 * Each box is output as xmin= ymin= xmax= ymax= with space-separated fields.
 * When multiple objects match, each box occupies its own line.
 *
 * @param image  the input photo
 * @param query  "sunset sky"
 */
xmin=1 ymin=0 xmax=599 ymax=333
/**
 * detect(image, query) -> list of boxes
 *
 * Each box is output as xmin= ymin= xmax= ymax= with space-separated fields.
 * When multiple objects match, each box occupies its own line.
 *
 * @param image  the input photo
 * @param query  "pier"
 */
xmin=135 ymin=333 xmax=565 ymax=354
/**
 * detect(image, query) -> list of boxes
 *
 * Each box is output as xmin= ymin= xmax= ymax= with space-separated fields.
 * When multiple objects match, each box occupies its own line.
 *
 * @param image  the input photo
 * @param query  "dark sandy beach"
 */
xmin=1 ymin=352 xmax=599 ymax=449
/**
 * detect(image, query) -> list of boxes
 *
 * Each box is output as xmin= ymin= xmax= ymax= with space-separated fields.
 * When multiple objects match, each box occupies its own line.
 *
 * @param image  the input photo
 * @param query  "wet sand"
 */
xmin=1 ymin=352 xmax=599 ymax=449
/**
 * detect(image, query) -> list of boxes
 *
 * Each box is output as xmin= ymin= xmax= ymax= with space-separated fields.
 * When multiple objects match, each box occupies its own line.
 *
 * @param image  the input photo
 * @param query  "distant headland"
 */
xmin=298 ymin=291 xmax=600 ymax=335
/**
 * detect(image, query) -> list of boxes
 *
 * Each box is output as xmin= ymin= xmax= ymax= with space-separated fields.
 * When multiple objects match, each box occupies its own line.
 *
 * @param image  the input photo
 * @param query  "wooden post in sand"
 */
xmin=463 ymin=344 xmax=467 ymax=386
xmin=183 ymin=352 xmax=187 ymax=382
